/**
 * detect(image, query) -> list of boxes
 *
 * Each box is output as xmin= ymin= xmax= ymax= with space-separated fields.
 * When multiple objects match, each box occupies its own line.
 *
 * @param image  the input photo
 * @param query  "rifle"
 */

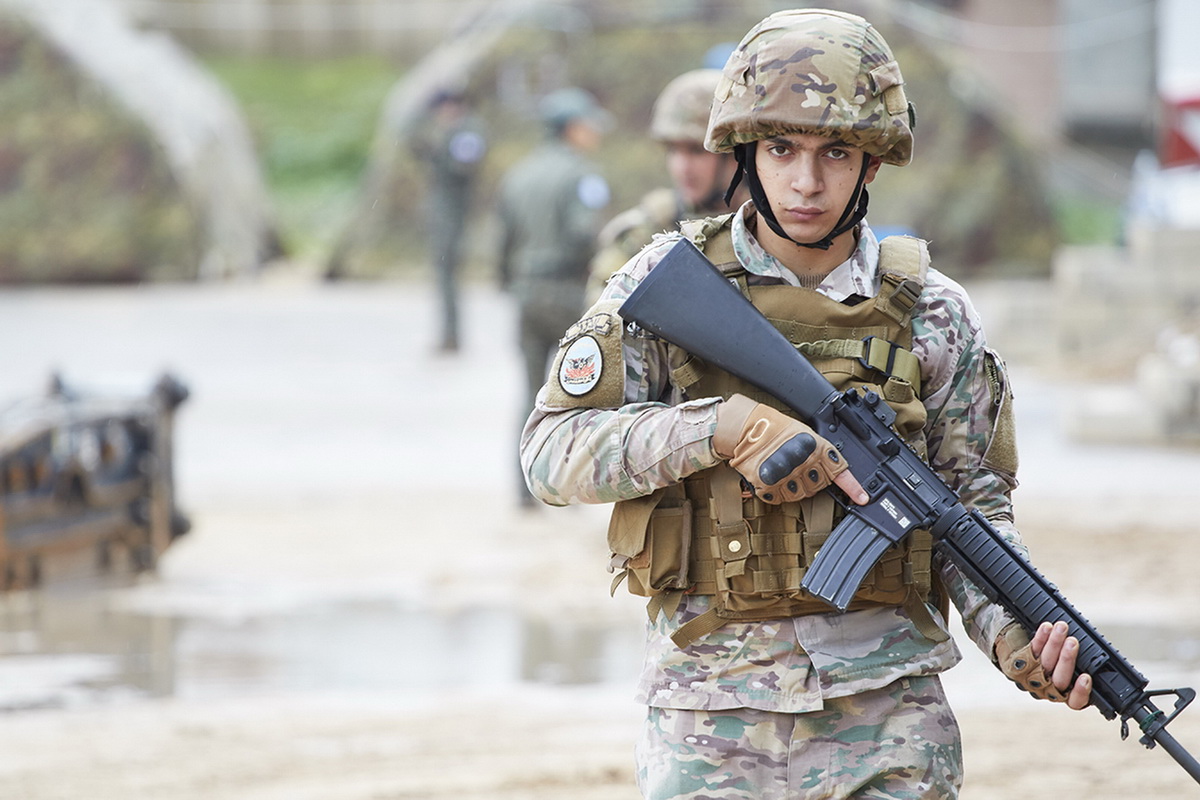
xmin=618 ymin=238 xmax=1200 ymax=784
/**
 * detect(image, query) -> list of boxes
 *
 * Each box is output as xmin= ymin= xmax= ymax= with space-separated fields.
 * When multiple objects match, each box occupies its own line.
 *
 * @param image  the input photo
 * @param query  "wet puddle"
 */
xmin=1 ymin=579 xmax=1198 ymax=713
xmin=0 ymin=582 xmax=644 ymax=711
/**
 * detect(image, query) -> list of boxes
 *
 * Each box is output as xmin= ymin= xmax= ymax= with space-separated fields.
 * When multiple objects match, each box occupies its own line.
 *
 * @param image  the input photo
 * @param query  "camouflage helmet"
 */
xmin=705 ymin=9 xmax=914 ymax=165
xmin=650 ymin=69 xmax=722 ymax=144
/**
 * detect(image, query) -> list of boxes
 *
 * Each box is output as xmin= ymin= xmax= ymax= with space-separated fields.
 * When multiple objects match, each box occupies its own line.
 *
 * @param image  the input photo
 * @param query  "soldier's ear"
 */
xmin=864 ymin=155 xmax=883 ymax=184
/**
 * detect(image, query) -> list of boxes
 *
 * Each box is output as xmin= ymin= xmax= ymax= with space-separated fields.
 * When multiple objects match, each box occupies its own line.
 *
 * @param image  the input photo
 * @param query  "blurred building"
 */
xmin=1050 ymin=0 xmax=1200 ymax=444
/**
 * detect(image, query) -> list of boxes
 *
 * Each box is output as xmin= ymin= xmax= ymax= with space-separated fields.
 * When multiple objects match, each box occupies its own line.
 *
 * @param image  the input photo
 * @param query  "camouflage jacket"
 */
xmin=520 ymin=203 xmax=1023 ymax=712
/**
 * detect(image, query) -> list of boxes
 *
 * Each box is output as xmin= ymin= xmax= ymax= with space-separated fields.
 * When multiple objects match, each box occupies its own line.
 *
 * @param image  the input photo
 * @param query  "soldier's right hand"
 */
xmin=714 ymin=394 xmax=868 ymax=505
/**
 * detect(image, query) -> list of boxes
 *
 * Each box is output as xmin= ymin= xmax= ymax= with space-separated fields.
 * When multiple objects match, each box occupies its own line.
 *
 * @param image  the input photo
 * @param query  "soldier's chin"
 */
xmin=680 ymin=186 xmax=711 ymax=207
xmin=783 ymin=223 xmax=832 ymax=246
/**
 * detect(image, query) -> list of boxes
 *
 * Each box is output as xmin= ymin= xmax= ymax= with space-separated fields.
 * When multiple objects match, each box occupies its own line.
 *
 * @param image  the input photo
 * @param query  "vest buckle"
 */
xmin=860 ymin=335 xmax=899 ymax=375
xmin=888 ymin=277 xmax=922 ymax=312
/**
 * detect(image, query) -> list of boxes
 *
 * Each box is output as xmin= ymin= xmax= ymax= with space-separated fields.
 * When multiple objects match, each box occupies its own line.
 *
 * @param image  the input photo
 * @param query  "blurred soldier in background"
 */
xmin=411 ymin=89 xmax=487 ymax=353
xmin=587 ymin=69 xmax=748 ymax=302
xmin=497 ymin=87 xmax=611 ymax=506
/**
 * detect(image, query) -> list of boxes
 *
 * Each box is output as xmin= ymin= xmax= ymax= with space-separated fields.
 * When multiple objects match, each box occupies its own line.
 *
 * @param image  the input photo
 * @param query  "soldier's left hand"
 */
xmin=714 ymin=394 xmax=868 ymax=505
xmin=996 ymin=620 xmax=1092 ymax=710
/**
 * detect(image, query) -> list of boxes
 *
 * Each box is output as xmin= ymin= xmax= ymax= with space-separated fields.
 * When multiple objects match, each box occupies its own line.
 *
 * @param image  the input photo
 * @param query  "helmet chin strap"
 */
xmin=725 ymin=144 xmax=871 ymax=251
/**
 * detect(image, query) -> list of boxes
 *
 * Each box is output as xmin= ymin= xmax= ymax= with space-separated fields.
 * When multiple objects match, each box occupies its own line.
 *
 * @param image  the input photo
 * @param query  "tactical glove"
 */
xmin=714 ymin=394 xmax=850 ymax=504
xmin=995 ymin=623 xmax=1068 ymax=703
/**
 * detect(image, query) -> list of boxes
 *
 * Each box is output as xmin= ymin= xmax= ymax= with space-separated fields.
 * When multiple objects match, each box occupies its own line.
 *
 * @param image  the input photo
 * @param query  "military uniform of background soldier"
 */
xmin=497 ymin=87 xmax=611 ymax=507
xmin=410 ymin=89 xmax=487 ymax=353
xmin=586 ymin=68 xmax=748 ymax=304
xmin=521 ymin=9 xmax=1091 ymax=798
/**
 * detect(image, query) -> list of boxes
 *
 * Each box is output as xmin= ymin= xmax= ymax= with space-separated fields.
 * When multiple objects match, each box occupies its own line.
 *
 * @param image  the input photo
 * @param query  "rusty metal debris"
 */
xmin=0 ymin=373 xmax=190 ymax=590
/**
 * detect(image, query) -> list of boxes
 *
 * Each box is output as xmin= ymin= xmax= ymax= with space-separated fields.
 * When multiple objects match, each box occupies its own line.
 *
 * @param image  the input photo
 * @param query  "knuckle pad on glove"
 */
xmin=1000 ymin=642 xmax=1066 ymax=703
xmin=758 ymin=433 xmax=816 ymax=485
xmin=726 ymin=403 xmax=843 ymax=504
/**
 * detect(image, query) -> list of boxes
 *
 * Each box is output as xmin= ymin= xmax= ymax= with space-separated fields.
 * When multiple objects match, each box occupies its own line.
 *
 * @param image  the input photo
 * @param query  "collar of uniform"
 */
xmin=730 ymin=201 xmax=881 ymax=303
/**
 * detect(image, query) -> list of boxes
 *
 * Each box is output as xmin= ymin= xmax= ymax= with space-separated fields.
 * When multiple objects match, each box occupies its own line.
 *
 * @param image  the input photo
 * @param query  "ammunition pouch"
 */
xmin=610 ymin=464 xmax=939 ymax=647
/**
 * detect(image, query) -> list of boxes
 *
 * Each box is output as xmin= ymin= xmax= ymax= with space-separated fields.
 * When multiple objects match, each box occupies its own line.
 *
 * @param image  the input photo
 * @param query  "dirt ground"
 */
xmin=0 ymin=500 xmax=1198 ymax=800
xmin=0 ymin=278 xmax=1198 ymax=798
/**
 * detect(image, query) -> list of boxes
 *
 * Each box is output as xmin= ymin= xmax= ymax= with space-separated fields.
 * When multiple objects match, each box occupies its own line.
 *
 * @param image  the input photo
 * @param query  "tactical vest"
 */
xmin=609 ymin=215 xmax=947 ymax=648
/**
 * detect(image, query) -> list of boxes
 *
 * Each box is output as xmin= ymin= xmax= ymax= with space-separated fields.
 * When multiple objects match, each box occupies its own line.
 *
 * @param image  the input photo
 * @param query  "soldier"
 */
xmin=521 ymin=9 xmax=1091 ymax=798
xmin=497 ymin=87 xmax=611 ymax=506
xmin=587 ymin=68 xmax=748 ymax=303
xmin=411 ymin=89 xmax=487 ymax=353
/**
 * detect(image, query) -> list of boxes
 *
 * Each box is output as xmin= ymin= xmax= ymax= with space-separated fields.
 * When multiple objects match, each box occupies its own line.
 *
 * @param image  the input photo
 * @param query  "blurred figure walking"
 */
xmin=497 ymin=87 xmax=611 ymax=506
xmin=411 ymin=89 xmax=487 ymax=353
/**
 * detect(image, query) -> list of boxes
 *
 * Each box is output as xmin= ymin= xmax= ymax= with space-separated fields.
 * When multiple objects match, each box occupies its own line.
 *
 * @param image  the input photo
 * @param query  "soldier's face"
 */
xmin=664 ymin=142 xmax=729 ymax=208
xmin=565 ymin=119 xmax=604 ymax=152
xmin=754 ymin=134 xmax=879 ymax=244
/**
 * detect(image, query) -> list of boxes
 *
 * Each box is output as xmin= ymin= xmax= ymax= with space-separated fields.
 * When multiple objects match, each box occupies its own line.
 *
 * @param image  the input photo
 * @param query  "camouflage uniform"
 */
xmin=636 ymin=676 xmax=962 ymax=799
xmin=522 ymin=209 xmax=1021 ymax=795
xmin=520 ymin=11 xmax=1024 ymax=797
xmin=588 ymin=187 xmax=685 ymax=301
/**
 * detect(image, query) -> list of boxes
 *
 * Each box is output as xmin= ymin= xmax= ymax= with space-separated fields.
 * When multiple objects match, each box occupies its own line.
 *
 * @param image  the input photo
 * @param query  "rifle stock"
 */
xmin=618 ymin=238 xmax=1200 ymax=784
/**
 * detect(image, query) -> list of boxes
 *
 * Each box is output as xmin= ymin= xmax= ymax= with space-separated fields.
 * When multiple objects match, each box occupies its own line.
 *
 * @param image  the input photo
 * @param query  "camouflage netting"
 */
xmin=330 ymin=2 xmax=1056 ymax=280
xmin=865 ymin=34 xmax=1058 ymax=277
xmin=0 ymin=0 xmax=277 ymax=282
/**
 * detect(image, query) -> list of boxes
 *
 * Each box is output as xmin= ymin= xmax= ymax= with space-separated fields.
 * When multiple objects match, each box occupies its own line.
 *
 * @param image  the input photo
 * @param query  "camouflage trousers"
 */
xmin=635 ymin=675 xmax=962 ymax=800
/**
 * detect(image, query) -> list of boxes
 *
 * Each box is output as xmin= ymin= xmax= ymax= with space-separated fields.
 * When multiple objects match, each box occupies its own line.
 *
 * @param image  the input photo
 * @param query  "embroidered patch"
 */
xmin=558 ymin=335 xmax=603 ymax=396
xmin=546 ymin=302 xmax=626 ymax=409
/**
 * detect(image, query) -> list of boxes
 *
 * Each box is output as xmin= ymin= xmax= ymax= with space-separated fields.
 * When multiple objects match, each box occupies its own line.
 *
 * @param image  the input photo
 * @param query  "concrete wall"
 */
xmin=906 ymin=0 xmax=1156 ymax=146
xmin=956 ymin=0 xmax=1063 ymax=143
xmin=1052 ymin=226 xmax=1200 ymax=445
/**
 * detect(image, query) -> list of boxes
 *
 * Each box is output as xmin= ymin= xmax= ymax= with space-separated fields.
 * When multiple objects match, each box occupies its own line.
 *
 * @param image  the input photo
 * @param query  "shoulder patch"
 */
xmin=448 ymin=130 xmax=486 ymax=163
xmin=558 ymin=335 xmax=604 ymax=396
xmin=578 ymin=173 xmax=611 ymax=209
xmin=545 ymin=301 xmax=626 ymax=409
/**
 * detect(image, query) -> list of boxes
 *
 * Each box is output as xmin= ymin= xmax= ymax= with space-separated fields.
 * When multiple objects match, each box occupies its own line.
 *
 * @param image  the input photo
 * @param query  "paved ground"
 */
xmin=0 ymin=275 xmax=1198 ymax=798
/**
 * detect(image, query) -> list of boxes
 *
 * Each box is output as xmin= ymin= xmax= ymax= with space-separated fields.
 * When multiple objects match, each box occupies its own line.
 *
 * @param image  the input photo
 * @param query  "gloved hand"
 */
xmin=995 ymin=621 xmax=1092 ymax=709
xmin=714 ymin=394 xmax=868 ymax=505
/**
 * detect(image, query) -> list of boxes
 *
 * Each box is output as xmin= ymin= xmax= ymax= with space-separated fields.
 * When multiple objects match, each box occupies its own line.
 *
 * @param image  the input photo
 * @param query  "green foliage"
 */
xmin=201 ymin=53 xmax=399 ymax=260
xmin=1052 ymin=193 xmax=1124 ymax=246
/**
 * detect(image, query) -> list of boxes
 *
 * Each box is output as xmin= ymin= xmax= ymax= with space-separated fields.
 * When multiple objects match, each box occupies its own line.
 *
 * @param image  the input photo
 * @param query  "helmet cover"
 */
xmin=705 ymin=8 xmax=913 ymax=165
xmin=650 ymin=69 xmax=723 ymax=144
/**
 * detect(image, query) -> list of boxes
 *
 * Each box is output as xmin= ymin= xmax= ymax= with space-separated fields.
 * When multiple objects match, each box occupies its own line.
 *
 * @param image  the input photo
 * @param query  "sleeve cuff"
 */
xmin=712 ymin=393 xmax=757 ymax=458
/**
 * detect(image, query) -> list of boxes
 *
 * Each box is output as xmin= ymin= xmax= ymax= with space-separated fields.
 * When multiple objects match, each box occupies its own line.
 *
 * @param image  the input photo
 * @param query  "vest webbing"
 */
xmin=611 ymin=217 xmax=947 ymax=647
